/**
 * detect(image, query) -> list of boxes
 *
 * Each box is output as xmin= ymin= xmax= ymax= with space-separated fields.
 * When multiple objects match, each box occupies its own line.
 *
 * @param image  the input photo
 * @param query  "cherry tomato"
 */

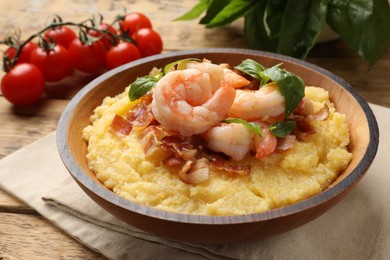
xmin=133 ymin=28 xmax=163 ymax=57
xmin=4 ymin=41 xmax=38 ymax=64
xmin=68 ymin=38 xmax=106 ymax=74
xmin=44 ymin=26 xmax=77 ymax=49
xmin=105 ymin=42 xmax=141 ymax=70
xmin=29 ymin=44 xmax=73 ymax=82
xmin=88 ymin=22 xmax=118 ymax=50
xmin=120 ymin=12 xmax=152 ymax=35
xmin=1 ymin=63 xmax=45 ymax=106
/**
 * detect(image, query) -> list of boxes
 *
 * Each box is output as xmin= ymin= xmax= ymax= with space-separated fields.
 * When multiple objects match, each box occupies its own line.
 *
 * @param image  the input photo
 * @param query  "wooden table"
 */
xmin=0 ymin=1 xmax=389 ymax=258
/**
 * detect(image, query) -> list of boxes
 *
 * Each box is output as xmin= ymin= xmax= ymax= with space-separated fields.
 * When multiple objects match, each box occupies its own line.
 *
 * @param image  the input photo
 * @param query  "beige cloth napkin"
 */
xmin=1 ymin=103 xmax=389 ymax=259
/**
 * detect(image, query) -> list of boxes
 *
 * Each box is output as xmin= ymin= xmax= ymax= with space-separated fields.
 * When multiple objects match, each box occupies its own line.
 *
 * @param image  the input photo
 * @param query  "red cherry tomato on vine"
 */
xmin=88 ymin=22 xmax=118 ymax=50
xmin=1 ymin=63 xmax=45 ymax=106
xmin=44 ymin=26 xmax=77 ymax=49
xmin=29 ymin=44 xmax=73 ymax=82
xmin=68 ymin=38 xmax=106 ymax=74
xmin=120 ymin=12 xmax=152 ymax=35
xmin=4 ymin=41 xmax=38 ymax=64
xmin=105 ymin=42 xmax=141 ymax=70
xmin=133 ymin=28 xmax=163 ymax=57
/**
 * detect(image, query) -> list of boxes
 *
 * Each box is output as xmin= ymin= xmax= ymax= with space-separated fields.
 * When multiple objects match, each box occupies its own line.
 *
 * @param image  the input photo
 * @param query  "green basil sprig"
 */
xmin=235 ymin=58 xmax=269 ymax=85
xmin=223 ymin=118 xmax=263 ymax=137
xmin=262 ymin=66 xmax=305 ymax=118
xmin=235 ymin=59 xmax=304 ymax=118
xmin=128 ymin=75 xmax=161 ymax=101
xmin=128 ymin=58 xmax=200 ymax=101
xmin=163 ymin=58 xmax=201 ymax=74
xmin=224 ymin=118 xmax=296 ymax=138
xmin=269 ymin=121 xmax=296 ymax=138
xmin=175 ymin=0 xmax=390 ymax=67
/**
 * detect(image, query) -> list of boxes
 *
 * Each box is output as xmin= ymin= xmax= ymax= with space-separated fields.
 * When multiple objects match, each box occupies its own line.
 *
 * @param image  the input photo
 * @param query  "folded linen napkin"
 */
xmin=1 ymin=103 xmax=389 ymax=259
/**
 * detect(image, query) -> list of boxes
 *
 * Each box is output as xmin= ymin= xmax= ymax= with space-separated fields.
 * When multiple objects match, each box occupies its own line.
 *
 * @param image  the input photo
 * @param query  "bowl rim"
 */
xmin=57 ymin=47 xmax=379 ymax=224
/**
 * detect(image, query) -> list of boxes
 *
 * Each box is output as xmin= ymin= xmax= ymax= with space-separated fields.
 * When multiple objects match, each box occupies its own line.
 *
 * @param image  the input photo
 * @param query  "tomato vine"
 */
xmin=0 ymin=11 xmax=163 ymax=106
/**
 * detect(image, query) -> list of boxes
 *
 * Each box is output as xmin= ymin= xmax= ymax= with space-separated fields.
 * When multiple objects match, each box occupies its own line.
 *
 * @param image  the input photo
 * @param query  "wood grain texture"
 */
xmin=0 ymin=0 xmax=388 ymax=258
xmin=0 ymin=213 xmax=106 ymax=259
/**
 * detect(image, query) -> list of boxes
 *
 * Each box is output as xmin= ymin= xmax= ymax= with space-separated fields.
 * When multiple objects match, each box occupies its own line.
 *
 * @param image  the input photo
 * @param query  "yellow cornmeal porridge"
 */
xmin=82 ymin=86 xmax=351 ymax=215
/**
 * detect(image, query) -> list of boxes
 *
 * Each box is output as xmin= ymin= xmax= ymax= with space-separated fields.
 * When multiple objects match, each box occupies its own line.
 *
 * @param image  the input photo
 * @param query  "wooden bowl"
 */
xmin=57 ymin=48 xmax=379 ymax=244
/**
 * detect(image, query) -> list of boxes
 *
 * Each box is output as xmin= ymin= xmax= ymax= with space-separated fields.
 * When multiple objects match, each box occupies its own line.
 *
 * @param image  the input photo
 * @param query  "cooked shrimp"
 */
xmin=185 ymin=61 xmax=250 ymax=91
xmin=204 ymin=122 xmax=277 ymax=161
xmin=204 ymin=122 xmax=253 ymax=161
xmin=222 ymin=68 xmax=250 ymax=89
xmin=185 ymin=61 xmax=224 ymax=92
xmin=228 ymin=82 xmax=285 ymax=122
xmin=151 ymin=68 xmax=236 ymax=136
xmin=252 ymin=126 xmax=277 ymax=159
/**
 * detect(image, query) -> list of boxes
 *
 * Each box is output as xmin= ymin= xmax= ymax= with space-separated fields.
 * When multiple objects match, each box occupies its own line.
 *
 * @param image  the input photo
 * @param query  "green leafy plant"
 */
xmin=176 ymin=0 xmax=390 ymax=67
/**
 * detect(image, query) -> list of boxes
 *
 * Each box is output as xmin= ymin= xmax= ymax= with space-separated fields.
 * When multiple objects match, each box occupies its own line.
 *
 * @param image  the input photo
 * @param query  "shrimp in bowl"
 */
xmin=151 ymin=68 xmax=235 ymax=136
xmin=82 ymin=58 xmax=352 ymax=215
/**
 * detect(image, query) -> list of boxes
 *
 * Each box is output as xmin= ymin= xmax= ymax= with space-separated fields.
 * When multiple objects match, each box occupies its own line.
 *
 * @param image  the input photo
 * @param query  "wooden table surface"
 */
xmin=0 ymin=0 xmax=389 ymax=259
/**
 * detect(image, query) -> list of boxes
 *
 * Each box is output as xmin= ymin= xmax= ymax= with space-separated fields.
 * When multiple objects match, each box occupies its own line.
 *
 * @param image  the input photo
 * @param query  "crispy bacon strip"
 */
xmin=292 ymin=116 xmax=316 ymax=140
xmin=163 ymin=156 xmax=183 ymax=166
xmin=277 ymin=135 xmax=296 ymax=151
xmin=160 ymin=135 xmax=197 ymax=161
xmin=294 ymin=99 xmax=330 ymax=121
xmin=179 ymin=159 xmax=210 ymax=185
xmin=110 ymin=115 xmax=132 ymax=136
xmin=309 ymin=103 xmax=330 ymax=121
xmin=290 ymin=102 xmax=330 ymax=141
xmin=207 ymin=154 xmax=251 ymax=176
xmin=294 ymin=97 xmax=315 ymax=116
xmin=138 ymin=125 xmax=178 ymax=157
xmin=126 ymin=100 xmax=155 ymax=130
xmin=139 ymin=127 xmax=160 ymax=156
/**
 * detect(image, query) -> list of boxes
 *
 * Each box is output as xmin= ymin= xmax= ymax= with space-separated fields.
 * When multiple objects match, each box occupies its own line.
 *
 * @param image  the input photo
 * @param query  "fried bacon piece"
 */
xmin=179 ymin=159 xmax=210 ymax=185
xmin=294 ymin=97 xmax=315 ymax=116
xmin=294 ymin=98 xmax=330 ymax=120
xmin=110 ymin=93 xmax=155 ymax=137
xmin=110 ymin=115 xmax=132 ymax=136
xmin=138 ymin=125 xmax=177 ymax=157
xmin=207 ymin=154 xmax=251 ymax=176
xmin=163 ymin=156 xmax=183 ymax=166
xmin=291 ymin=102 xmax=330 ymax=140
xmin=138 ymin=126 xmax=161 ymax=156
xmin=309 ymin=103 xmax=330 ymax=121
xmin=160 ymin=135 xmax=198 ymax=161
xmin=276 ymin=134 xmax=296 ymax=151
xmin=126 ymin=95 xmax=155 ymax=130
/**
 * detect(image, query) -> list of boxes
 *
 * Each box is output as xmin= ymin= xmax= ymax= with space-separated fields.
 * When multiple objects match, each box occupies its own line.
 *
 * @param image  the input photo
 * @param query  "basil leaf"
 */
xmin=224 ymin=118 xmax=262 ymax=137
xmin=327 ymin=0 xmax=390 ymax=67
xmin=163 ymin=58 xmax=201 ymax=75
xmin=235 ymin=58 xmax=271 ymax=86
xmin=263 ymin=0 xmax=288 ymax=39
xmin=174 ymin=0 xmax=212 ymax=21
xmin=128 ymin=76 xmax=159 ymax=101
xmin=263 ymin=66 xmax=305 ymax=118
xmin=244 ymin=2 xmax=278 ymax=52
xmin=234 ymin=59 xmax=265 ymax=80
xmin=206 ymin=0 xmax=257 ymax=28
xmin=276 ymin=0 xmax=328 ymax=59
xmin=269 ymin=121 xmax=296 ymax=138
xmin=200 ymin=0 xmax=232 ymax=24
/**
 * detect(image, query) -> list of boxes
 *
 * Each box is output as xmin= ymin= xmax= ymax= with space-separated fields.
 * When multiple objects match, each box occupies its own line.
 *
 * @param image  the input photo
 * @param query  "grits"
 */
xmin=83 ymin=86 xmax=351 ymax=215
